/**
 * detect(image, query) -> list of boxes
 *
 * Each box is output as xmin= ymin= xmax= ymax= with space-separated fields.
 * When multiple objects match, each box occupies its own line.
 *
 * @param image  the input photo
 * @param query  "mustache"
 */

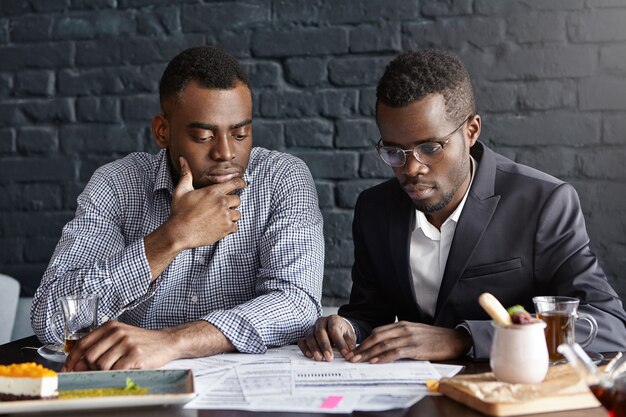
xmin=401 ymin=180 xmax=437 ymax=188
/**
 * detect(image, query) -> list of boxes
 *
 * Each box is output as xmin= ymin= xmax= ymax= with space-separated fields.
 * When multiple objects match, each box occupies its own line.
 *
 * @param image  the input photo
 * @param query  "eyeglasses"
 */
xmin=376 ymin=114 xmax=473 ymax=167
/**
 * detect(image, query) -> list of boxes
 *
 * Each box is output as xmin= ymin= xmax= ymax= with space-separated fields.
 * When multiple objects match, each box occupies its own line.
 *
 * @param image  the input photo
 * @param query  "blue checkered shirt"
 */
xmin=31 ymin=148 xmax=324 ymax=354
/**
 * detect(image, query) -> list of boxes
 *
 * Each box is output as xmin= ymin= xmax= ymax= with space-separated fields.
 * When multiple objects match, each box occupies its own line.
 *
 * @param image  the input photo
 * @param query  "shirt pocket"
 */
xmin=218 ymin=251 xmax=260 ymax=307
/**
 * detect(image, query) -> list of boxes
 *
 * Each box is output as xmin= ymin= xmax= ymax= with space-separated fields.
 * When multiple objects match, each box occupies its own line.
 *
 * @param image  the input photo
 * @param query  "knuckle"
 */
xmin=83 ymin=351 xmax=97 ymax=365
xmin=127 ymin=345 xmax=142 ymax=357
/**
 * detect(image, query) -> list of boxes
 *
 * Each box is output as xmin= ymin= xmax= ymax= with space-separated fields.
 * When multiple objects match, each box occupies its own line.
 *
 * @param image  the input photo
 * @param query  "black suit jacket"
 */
xmin=339 ymin=142 xmax=626 ymax=359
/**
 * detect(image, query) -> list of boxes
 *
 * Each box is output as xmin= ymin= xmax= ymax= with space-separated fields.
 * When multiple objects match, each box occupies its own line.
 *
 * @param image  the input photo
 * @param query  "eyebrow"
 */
xmin=187 ymin=119 xmax=252 ymax=131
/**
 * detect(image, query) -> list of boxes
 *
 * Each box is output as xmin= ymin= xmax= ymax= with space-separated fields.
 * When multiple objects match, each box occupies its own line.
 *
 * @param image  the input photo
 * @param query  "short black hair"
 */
xmin=159 ymin=46 xmax=249 ymax=112
xmin=376 ymin=49 xmax=475 ymax=122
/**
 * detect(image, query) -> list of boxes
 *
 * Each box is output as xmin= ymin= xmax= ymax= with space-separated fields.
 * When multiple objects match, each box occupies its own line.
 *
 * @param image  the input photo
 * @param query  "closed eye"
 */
xmin=417 ymin=143 xmax=443 ymax=154
xmin=232 ymin=134 xmax=247 ymax=141
xmin=191 ymin=135 xmax=213 ymax=143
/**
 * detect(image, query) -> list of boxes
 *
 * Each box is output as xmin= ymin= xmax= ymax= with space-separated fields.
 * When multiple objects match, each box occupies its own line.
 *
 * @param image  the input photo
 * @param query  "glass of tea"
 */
xmin=533 ymin=296 xmax=597 ymax=364
xmin=51 ymin=294 xmax=99 ymax=354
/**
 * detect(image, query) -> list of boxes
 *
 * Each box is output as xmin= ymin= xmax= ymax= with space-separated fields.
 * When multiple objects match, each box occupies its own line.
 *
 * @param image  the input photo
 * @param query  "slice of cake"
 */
xmin=0 ymin=363 xmax=58 ymax=401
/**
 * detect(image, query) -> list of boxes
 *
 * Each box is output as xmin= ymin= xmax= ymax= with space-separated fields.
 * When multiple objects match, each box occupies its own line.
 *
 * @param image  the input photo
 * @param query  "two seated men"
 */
xmin=32 ymin=47 xmax=626 ymax=370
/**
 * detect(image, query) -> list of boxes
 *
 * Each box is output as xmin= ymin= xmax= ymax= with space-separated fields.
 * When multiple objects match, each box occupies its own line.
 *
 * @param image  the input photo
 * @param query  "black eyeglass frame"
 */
xmin=375 ymin=114 xmax=474 ymax=167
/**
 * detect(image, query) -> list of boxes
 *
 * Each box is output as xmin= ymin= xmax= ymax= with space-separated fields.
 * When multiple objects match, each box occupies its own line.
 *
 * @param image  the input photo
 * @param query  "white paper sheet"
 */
xmin=162 ymin=345 xmax=464 ymax=413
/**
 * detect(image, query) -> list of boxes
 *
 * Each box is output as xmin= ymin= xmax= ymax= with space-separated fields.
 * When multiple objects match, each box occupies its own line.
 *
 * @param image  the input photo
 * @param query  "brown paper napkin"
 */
xmin=439 ymin=364 xmax=594 ymax=403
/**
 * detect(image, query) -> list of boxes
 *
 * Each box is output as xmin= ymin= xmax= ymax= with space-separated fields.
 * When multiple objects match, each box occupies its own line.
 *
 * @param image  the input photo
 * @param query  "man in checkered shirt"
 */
xmin=31 ymin=46 xmax=325 ymax=371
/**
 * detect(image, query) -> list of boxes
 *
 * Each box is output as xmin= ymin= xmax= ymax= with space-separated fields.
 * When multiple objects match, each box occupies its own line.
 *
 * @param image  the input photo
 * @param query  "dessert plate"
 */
xmin=0 ymin=369 xmax=195 ymax=414
xmin=36 ymin=344 xmax=66 ymax=363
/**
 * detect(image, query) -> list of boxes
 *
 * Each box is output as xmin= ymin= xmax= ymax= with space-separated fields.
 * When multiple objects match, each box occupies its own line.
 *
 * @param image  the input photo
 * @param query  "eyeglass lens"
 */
xmin=379 ymin=143 xmax=444 ymax=167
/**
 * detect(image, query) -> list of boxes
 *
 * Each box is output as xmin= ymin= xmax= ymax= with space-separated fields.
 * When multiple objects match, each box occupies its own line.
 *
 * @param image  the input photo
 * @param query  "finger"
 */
xmin=297 ymin=339 xmax=312 ymax=359
xmin=304 ymin=334 xmax=325 ymax=361
xmin=327 ymin=317 xmax=351 ymax=357
xmin=342 ymin=332 xmax=357 ymax=358
xmin=63 ymin=327 xmax=106 ymax=371
xmin=94 ymin=341 xmax=141 ymax=370
xmin=313 ymin=319 xmax=335 ymax=361
xmin=368 ymin=347 xmax=413 ymax=364
xmin=352 ymin=335 xmax=410 ymax=363
xmin=71 ymin=358 xmax=90 ymax=372
xmin=72 ymin=321 xmax=125 ymax=371
xmin=225 ymin=194 xmax=241 ymax=210
xmin=353 ymin=322 xmax=403 ymax=354
xmin=79 ymin=330 xmax=125 ymax=371
xmin=174 ymin=156 xmax=195 ymax=196
xmin=111 ymin=354 xmax=144 ymax=370
xmin=213 ymin=177 xmax=247 ymax=195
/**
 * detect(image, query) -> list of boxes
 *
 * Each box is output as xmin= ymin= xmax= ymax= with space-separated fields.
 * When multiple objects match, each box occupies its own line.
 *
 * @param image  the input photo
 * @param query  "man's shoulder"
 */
xmin=473 ymin=142 xmax=565 ymax=196
xmin=96 ymin=152 xmax=160 ymax=175
xmin=90 ymin=152 xmax=160 ymax=186
xmin=491 ymin=150 xmax=565 ymax=193
xmin=357 ymin=178 xmax=406 ymax=209
xmin=247 ymin=147 xmax=310 ymax=178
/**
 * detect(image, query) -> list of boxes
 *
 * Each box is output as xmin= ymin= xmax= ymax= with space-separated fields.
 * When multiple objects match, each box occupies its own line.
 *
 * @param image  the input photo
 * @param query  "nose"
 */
xmin=403 ymin=152 xmax=429 ymax=176
xmin=210 ymin=134 xmax=235 ymax=161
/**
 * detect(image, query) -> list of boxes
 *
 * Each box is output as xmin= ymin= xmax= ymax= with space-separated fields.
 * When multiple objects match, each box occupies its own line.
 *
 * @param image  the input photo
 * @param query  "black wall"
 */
xmin=1 ymin=0 xmax=625 ymax=306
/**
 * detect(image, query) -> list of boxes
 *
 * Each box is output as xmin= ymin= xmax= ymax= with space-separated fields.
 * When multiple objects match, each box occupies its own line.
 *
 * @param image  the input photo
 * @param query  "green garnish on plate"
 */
xmin=59 ymin=377 xmax=148 ymax=399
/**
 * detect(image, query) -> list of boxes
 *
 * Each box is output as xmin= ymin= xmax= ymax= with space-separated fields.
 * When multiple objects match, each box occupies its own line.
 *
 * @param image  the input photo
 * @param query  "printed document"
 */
xmin=162 ymin=344 xmax=463 ymax=413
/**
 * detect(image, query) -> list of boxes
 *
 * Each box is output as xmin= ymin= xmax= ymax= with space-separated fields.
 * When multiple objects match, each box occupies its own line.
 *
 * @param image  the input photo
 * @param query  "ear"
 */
xmin=467 ymin=114 xmax=481 ymax=147
xmin=152 ymin=113 xmax=169 ymax=149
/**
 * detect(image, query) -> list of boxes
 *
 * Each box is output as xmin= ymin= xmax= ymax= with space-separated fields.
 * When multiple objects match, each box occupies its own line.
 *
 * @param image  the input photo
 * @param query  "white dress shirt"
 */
xmin=410 ymin=157 xmax=477 ymax=319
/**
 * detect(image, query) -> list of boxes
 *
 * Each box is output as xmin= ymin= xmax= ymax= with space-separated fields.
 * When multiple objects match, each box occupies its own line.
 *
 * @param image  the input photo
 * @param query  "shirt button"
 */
xmin=100 ymin=315 xmax=109 ymax=323
xmin=196 ymin=257 xmax=205 ymax=265
xmin=191 ymin=295 xmax=198 ymax=303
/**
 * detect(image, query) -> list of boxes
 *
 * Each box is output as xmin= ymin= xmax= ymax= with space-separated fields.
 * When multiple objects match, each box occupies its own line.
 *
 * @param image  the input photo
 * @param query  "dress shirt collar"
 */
xmin=414 ymin=155 xmax=477 ymax=234
xmin=154 ymin=149 xmax=174 ymax=194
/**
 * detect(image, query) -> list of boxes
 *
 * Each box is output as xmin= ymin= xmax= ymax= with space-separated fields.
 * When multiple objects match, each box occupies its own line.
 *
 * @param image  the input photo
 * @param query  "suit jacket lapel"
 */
xmin=389 ymin=183 xmax=427 ymax=322
xmin=434 ymin=142 xmax=500 ymax=320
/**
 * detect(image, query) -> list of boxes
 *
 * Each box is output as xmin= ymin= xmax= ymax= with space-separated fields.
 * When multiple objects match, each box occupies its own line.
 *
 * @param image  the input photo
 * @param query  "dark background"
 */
xmin=1 ymin=0 xmax=625 ymax=307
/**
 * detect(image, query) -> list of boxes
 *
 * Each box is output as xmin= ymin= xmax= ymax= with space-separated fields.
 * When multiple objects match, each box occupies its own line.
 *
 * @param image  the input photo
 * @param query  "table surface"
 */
xmin=0 ymin=336 xmax=609 ymax=417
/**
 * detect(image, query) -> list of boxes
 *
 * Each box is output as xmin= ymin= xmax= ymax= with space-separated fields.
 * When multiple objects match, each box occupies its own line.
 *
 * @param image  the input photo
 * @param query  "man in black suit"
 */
xmin=299 ymin=49 xmax=626 ymax=362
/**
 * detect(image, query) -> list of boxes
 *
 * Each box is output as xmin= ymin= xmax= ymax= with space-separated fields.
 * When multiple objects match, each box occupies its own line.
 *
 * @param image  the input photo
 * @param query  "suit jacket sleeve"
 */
xmin=338 ymin=191 xmax=397 ymax=343
xmin=465 ymin=183 xmax=626 ymax=359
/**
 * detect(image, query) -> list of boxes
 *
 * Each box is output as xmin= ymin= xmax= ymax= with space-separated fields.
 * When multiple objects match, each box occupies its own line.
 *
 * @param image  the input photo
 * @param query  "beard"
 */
xmin=412 ymin=187 xmax=458 ymax=213
xmin=405 ymin=149 xmax=472 ymax=215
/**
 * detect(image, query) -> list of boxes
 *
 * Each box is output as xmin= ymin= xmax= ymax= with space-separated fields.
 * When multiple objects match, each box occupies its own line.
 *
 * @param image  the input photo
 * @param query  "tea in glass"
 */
xmin=532 ymin=296 xmax=597 ymax=363
xmin=51 ymin=294 xmax=99 ymax=354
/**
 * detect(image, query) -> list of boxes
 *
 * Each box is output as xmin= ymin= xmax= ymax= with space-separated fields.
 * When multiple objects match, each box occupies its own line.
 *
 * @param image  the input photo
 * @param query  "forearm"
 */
xmin=167 ymin=321 xmax=235 ymax=358
xmin=32 ymin=239 xmax=153 ymax=343
xmin=143 ymin=221 xmax=186 ymax=281
xmin=204 ymin=288 xmax=321 ymax=353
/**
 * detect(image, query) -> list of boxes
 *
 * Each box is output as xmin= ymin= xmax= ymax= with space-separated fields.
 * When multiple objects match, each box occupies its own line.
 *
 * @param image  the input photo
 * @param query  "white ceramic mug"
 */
xmin=490 ymin=321 xmax=549 ymax=384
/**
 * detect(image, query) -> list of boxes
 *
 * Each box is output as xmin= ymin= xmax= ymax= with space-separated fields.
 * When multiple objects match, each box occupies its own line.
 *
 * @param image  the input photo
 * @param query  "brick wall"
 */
xmin=1 ymin=0 xmax=625 ymax=306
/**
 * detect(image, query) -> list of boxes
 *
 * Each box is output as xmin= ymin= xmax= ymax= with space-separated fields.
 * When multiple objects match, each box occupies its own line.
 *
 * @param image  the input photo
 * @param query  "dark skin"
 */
xmin=298 ymin=93 xmax=481 ymax=363
xmin=63 ymin=80 xmax=253 ymax=371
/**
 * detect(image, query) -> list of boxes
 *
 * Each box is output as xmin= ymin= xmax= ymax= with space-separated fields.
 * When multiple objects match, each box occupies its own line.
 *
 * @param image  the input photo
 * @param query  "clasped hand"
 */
xmin=298 ymin=315 xmax=472 ymax=363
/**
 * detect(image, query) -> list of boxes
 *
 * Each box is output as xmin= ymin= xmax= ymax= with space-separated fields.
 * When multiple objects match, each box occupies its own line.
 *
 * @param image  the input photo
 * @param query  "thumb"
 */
xmin=174 ymin=156 xmax=194 ymax=197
